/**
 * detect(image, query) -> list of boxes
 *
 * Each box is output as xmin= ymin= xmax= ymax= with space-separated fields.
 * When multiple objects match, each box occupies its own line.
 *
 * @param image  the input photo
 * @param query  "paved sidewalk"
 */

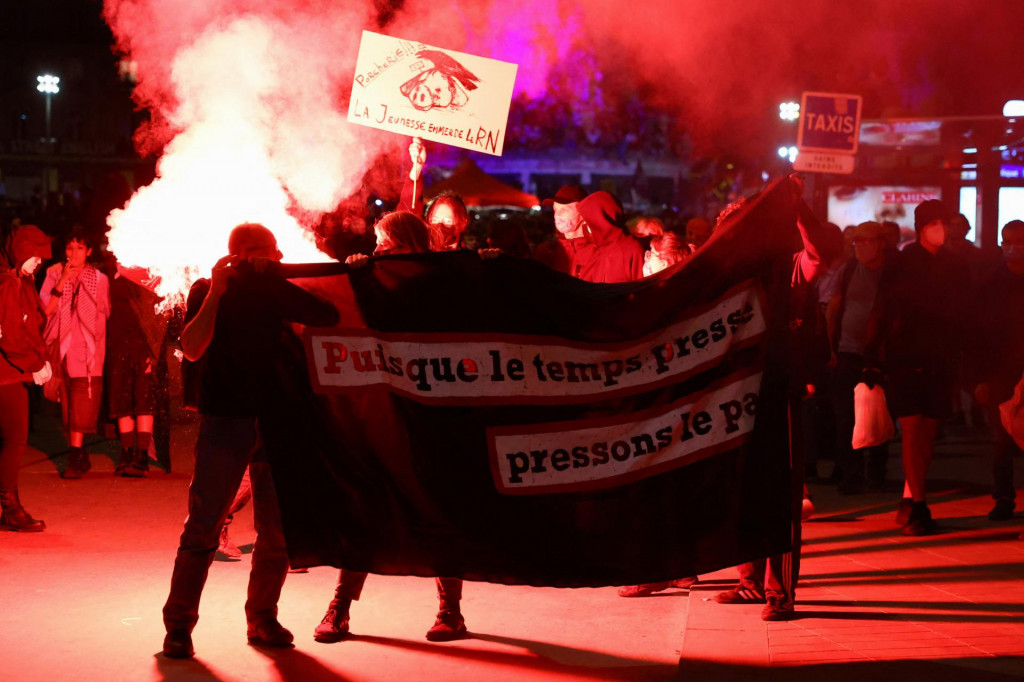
xmin=3 ymin=411 xmax=1022 ymax=680
xmin=678 ymin=430 xmax=1024 ymax=680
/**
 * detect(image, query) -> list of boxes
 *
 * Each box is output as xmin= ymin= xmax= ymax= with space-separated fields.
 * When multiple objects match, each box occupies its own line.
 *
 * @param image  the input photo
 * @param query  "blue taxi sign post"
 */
xmin=794 ymin=91 xmax=862 ymax=174
xmin=797 ymin=92 xmax=862 ymax=153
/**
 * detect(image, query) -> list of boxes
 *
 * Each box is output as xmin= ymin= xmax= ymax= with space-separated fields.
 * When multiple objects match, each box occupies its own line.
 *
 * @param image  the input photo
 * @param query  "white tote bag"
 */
xmin=852 ymin=382 xmax=895 ymax=449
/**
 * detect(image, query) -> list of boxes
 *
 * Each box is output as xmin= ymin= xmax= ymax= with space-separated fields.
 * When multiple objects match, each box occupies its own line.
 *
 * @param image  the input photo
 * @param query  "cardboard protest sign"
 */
xmin=347 ymin=31 xmax=518 ymax=156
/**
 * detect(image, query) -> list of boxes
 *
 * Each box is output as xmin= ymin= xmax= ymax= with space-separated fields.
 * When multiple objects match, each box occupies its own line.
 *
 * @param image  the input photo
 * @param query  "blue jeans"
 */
xmin=163 ymin=415 xmax=289 ymax=632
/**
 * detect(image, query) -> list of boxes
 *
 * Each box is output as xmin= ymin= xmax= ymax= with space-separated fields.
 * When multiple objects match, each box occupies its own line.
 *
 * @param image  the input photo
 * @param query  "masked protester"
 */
xmin=0 ymin=225 xmax=53 ymax=532
xmin=877 ymin=200 xmax=970 ymax=536
xmin=399 ymin=137 xmax=471 ymax=252
xmin=535 ymin=187 xmax=645 ymax=283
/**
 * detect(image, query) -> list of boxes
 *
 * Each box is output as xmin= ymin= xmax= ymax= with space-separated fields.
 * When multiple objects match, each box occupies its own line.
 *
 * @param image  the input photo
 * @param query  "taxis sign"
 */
xmin=797 ymin=92 xmax=862 ymax=154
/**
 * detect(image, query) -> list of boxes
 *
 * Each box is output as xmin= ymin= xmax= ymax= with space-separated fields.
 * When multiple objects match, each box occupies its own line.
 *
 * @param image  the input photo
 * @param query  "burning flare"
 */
xmin=105 ymin=11 xmax=373 ymax=307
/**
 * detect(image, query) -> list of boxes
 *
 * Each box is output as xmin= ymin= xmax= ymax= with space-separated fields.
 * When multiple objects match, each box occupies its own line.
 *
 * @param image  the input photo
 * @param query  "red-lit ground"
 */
xmin=2 ymin=405 xmax=1023 ymax=681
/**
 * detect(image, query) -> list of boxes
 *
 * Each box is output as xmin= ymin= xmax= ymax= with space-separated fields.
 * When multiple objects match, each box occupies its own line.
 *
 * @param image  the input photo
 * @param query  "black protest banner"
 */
xmin=258 ymin=178 xmax=801 ymax=587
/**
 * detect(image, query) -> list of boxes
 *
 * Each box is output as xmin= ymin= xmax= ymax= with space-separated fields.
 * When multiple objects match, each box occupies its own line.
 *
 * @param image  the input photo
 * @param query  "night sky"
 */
xmin=5 ymin=0 xmax=1024 ymax=157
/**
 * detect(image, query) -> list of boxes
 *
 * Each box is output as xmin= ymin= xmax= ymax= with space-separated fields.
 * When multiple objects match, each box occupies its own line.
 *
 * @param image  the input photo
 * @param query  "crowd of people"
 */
xmin=503 ymin=50 xmax=687 ymax=161
xmin=1 ymin=145 xmax=1022 ymax=659
xmin=0 ymin=223 xmax=169 ymax=528
xmin=803 ymin=206 xmax=1024 ymax=536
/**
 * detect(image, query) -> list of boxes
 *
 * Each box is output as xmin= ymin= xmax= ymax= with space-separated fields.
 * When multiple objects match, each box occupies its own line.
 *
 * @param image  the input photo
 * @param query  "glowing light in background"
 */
xmin=778 ymin=101 xmax=799 ymax=121
xmin=778 ymin=145 xmax=798 ymax=163
xmin=36 ymin=74 xmax=60 ymax=94
xmin=1004 ymin=100 xmax=1024 ymax=117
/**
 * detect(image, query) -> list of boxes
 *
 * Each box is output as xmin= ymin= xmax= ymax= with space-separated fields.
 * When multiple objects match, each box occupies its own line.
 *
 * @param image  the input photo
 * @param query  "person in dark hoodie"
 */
xmin=0 ymin=224 xmax=53 ymax=532
xmin=535 ymin=187 xmax=645 ymax=283
xmin=162 ymin=223 xmax=340 ymax=659
xmin=969 ymin=220 xmax=1024 ymax=521
xmin=880 ymin=199 xmax=970 ymax=536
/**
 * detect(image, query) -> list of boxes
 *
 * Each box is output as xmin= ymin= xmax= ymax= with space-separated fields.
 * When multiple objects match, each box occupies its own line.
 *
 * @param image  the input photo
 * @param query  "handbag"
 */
xmin=852 ymin=382 xmax=895 ymax=449
xmin=999 ymin=371 xmax=1024 ymax=450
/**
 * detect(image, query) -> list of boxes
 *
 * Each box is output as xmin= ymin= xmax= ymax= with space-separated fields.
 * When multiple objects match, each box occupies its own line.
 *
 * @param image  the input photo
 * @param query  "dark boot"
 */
xmin=124 ymin=447 xmax=147 ymax=478
xmin=0 ymin=489 xmax=46 ymax=532
xmin=62 ymin=446 xmax=90 ymax=479
xmin=901 ymin=501 xmax=938 ymax=536
xmin=115 ymin=447 xmax=132 ymax=476
xmin=76 ymin=446 xmax=92 ymax=474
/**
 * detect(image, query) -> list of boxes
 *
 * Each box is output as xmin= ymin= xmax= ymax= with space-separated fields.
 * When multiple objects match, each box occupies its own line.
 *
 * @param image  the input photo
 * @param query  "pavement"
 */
xmin=1 ymin=403 xmax=1023 ymax=681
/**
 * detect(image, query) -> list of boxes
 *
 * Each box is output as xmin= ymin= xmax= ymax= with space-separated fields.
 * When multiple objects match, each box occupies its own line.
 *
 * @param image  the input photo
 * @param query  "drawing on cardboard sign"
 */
xmin=401 ymin=50 xmax=481 ymax=112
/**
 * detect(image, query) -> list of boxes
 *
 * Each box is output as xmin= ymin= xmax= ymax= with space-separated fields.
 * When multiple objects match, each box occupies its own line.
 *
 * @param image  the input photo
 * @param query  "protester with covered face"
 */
xmin=968 ymin=219 xmax=1024 ymax=521
xmin=535 ymin=187 xmax=644 ymax=283
xmin=0 ymin=224 xmax=52 ymax=532
xmin=317 ymin=210 xmax=474 ymax=644
xmin=40 ymin=228 xmax=110 ymax=480
xmin=533 ymin=183 xmax=588 ymax=273
xmin=161 ymin=223 xmax=339 ymax=659
xmin=877 ymin=199 xmax=970 ymax=535
xmin=399 ymin=137 xmax=471 ymax=252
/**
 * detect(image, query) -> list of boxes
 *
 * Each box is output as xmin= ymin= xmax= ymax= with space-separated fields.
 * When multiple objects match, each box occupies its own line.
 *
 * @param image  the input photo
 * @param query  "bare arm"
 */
xmin=794 ymin=202 xmax=841 ymax=284
xmin=398 ymin=137 xmax=426 ymax=213
xmin=180 ymin=255 xmax=234 ymax=361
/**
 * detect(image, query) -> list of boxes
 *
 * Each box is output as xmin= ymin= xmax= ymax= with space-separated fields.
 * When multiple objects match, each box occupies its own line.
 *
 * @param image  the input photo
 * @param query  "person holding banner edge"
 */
xmin=712 ymin=177 xmax=842 ymax=620
xmin=315 ymin=210 xmax=472 ymax=644
xmin=161 ymin=223 xmax=339 ymax=659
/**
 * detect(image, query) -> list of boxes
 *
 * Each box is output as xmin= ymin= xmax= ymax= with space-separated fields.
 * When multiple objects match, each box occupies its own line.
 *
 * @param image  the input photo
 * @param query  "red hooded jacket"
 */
xmin=0 ymin=226 xmax=51 ymax=384
xmin=534 ymin=191 xmax=645 ymax=283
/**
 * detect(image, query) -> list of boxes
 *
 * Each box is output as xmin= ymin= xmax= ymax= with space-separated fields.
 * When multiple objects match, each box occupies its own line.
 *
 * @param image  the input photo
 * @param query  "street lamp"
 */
xmin=36 ymin=74 xmax=60 ymax=142
xmin=779 ymin=101 xmax=800 ymax=122
xmin=1004 ymin=100 xmax=1024 ymax=117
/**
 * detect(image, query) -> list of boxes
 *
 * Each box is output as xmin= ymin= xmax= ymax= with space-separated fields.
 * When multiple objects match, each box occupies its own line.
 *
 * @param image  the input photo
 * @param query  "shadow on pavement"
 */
xmin=677 ymin=656 xmax=1024 ymax=681
xmin=351 ymin=632 xmax=677 ymax=680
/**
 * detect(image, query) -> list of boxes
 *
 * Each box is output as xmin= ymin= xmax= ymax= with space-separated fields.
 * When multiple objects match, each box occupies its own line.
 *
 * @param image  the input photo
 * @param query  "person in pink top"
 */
xmin=40 ymin=229 xmax=110 ymax=479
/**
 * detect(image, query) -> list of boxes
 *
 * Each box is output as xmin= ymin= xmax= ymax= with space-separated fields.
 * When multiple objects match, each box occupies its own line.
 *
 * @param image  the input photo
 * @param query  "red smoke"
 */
xmin=102 ymin=0 xmax=389 ymax=303
xmin=101 ymin=0 xmax=1024 ymax=303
